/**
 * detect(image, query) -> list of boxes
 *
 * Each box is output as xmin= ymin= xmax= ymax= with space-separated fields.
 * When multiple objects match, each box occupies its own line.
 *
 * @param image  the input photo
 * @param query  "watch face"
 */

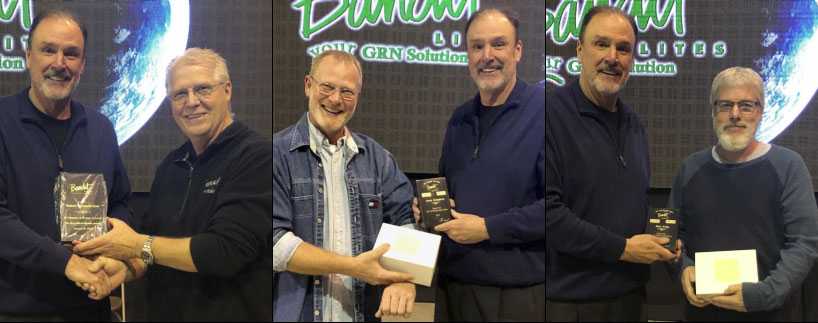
xmin=141 ymin=246 xmax=153 ymax=264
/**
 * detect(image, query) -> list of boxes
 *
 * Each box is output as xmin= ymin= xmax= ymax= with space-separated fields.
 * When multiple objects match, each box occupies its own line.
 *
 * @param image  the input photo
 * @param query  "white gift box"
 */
xmin=695 ymin=249 xmax=758 ymax=295
xmin=373 ymin=223 xmax=441 ymax=287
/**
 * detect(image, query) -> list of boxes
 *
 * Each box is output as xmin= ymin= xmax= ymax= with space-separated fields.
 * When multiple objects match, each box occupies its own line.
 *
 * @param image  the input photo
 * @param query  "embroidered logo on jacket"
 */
xmin=203 ymin=177 xmax=221 ymax=194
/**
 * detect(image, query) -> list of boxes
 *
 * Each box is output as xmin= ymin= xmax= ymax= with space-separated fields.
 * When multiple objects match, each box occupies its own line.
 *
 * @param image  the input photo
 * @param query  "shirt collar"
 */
xmin=307 ymin=113 xmax=358 ymax=157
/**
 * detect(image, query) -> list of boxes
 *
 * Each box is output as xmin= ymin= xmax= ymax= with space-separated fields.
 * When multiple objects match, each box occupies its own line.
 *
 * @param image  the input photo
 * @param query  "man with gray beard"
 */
xmin=671 ymin=66 xmax=818 ymax=321
xmin=0 ymin=9 xmax=132 ymax=321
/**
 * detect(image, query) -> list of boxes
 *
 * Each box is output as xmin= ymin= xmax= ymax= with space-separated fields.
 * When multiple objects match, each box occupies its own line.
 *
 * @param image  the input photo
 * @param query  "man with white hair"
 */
xmin=72 ymin=47 xmax=272 ymax=321
xmin=672 ymin=66 xmax=818 ymax=321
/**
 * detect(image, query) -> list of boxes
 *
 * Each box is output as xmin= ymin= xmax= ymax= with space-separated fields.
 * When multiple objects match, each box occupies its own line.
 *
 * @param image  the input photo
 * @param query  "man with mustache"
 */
xmin=272 ymin=50 xmax=418 ymax=321
xmin=0 ymin=9 xmax=132 ymax=321
xmin=410 ymin=8 xmax=545 ymax=321
xmin=671 ymin=67 xmax=818 ymax=321
xmin=546 ymin=6 xmax=681 ymax=321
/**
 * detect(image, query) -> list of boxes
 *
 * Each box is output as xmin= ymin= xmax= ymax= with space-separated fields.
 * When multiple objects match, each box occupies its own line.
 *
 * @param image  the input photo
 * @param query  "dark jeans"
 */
xmin=435 ymin=276 xmax=545 ymax=322
xmin=545 ymin=287 xmax=645 ymax=322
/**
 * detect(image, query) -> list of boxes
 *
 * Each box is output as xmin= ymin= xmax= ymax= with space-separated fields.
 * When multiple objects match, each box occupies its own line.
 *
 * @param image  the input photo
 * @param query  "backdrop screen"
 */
xmin=547 ymin=0 xmax=818 ymax=188
xmin=273 ymin=0 xmax=546 ymax=174
xmin=0 ymin=0 xmax=273 ymax=191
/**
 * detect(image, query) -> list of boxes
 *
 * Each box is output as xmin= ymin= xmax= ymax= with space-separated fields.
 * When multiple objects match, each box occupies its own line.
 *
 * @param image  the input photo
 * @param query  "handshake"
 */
xmin=63 ymin=253 xmax=129 ymax=300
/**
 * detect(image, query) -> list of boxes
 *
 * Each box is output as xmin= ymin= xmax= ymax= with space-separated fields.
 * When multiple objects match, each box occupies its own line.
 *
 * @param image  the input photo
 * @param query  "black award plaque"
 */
xmin=646 ymin=208 xmax=679 ymax=251
xmin=415 ymin=177 xmax=453 ymax=232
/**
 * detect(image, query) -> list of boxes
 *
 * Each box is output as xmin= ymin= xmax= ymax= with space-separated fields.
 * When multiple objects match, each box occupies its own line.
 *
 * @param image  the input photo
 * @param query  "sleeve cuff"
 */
xmin=273 ymin=232 xmax=303 ymax=272
xmin=603 ymin=236 xmax=627 ymax=263
xmin=742 ymin=282 xmax=764 ymax=312
xmin=50 ymin=242 xmax=73 ymax=276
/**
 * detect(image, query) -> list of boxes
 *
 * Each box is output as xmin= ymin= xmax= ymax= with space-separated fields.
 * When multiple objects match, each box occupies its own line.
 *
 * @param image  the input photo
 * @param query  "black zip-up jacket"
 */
xmin=439 ymin=79 xmax=545 ymax=287
xmin=142 ymin=121 xmax=272 ymax=321
xmin=0 ymin=88 xmax=131 ymax=314
xmin=546 ymin=80 xmax=651 ymax=300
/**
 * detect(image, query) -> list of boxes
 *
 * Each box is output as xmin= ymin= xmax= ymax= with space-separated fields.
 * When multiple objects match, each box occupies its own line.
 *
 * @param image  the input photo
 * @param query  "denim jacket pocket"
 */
xmin=291 ymin=180 xmax=314 ymax=218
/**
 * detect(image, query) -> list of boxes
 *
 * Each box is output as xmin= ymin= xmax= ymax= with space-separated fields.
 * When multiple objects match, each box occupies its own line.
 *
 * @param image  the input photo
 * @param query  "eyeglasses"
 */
xmin=309 ymin=75 xmax=357 ymax=101
xmin=713 ymin=100 xmax=760 ymax=116
xmin=169 ymin=82 xmax=227 ymax=104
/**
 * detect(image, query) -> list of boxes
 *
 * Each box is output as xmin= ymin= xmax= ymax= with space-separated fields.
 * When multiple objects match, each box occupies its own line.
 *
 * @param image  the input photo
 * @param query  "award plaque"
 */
xmin=415 ymin=177 xmax=453 ymax=232
xmin=54 ymin=172 xmax=108 ymax=242
xmin=646 ymin=208 xmax=678 ymax=251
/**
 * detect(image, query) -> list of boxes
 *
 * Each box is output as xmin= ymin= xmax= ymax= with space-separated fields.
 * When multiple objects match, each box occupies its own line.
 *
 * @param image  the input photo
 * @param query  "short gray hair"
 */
xmin=166 ymin=48 xmax=230 ymax=91
xmin=309 ymin=50 xmax=363 ymax=86
xmin=710 ymin=67 xmax=764 ymax=108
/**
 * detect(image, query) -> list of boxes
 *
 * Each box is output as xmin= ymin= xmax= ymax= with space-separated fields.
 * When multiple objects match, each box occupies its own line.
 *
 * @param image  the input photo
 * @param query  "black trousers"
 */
xmin=545 ymin=287 xmax=645 ymax=322
xmin=435 ymin=277 xmax=545 ymax=322
xmin=0 ymin=304 xmax=111 ymax=322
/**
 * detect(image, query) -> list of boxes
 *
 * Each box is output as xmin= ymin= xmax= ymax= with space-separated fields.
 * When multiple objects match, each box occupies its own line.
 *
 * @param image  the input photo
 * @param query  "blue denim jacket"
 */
xmin=273 ymin=113 xmax=414 ymax=322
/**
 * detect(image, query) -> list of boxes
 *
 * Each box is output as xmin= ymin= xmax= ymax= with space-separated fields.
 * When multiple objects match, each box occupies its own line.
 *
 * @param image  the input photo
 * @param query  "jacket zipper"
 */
xmin=616 ymin=111 xmax=627 ymax=169
xmin=472 ymin=105 xmax=512 ymax=160
xmin=178 ymin=154 xmax=195 ymax=216
xmin=582 ymin=110 xmax=627 ymax=169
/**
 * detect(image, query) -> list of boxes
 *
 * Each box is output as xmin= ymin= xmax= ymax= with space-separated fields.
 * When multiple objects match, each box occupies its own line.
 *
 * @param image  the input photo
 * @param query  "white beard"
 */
xmin=717 ymin=131 xmax=752 ymax=152
xmin=591 ymin=74 xmax=627 ymax=96
xmin=714 ymin=119 xmax=756 ymax=152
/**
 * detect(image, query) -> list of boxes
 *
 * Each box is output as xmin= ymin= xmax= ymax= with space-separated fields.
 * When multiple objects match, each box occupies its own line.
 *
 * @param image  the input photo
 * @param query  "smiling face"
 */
xmin=466 ymin=10 xmax=521 ymax=100
xmin=576 ymin=12 xmax=635 ymax=102
xmin=168 ymin=64 xmax=233 ymax=147
xmin=26 ymin=16 xmax=85 ymax=104
xmin=304 ymin=55 xmax=361 ymax=144
xmin=712 ymin=85 xmax=762 ymax=152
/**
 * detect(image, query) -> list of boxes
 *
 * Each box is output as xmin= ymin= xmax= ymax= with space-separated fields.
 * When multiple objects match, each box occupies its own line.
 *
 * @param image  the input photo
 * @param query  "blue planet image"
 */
xmin=99 ymin=0 xmax=189 ymax=145
xmin=755 ymin=0 xmax=818 ymax=143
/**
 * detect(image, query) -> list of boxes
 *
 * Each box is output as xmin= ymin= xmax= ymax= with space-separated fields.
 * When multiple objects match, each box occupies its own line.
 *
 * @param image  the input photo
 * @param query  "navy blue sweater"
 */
xmin=438 ymin=79 xmax=545 ymax=287
xmin=0 ymin=89 xmax=132 ymax=313
xmin=546 ymin=80 xmax=651 ymax=300
xmin=671 ymin=145 xmax=818 ymax=315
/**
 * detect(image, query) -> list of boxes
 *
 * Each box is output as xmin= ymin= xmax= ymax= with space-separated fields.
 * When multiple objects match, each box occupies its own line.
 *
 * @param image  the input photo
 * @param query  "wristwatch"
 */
xmin=141 ymin=235 xmax=155 ymax=266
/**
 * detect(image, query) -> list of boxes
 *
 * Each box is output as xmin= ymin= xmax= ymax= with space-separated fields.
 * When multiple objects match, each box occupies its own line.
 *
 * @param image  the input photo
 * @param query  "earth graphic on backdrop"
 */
xmin=755 ymin=0 xmax=818 ymax=142
xmin=98 ymin=0 xmax=189 ymax=145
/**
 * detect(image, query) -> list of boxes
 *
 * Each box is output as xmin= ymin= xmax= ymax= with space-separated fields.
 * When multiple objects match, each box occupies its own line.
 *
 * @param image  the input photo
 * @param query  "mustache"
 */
xmin=723 ymin=123 xmax=747 ymax=130
xmin=43 ymin=68 xmax=71 ymax=80
xmin=477 ymin=61 xmax=503 ymax=70
xmin=597 ymin=63 xmax=623 ymax=75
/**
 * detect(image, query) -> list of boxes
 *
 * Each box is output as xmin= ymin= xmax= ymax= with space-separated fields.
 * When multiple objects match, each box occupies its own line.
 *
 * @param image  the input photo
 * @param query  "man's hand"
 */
xmin=72 ymin=218 xmax=147 ymax=261
xmin=349 ymin=244 xmax=413 ymax=285
xmin=708 ymin=284 xmax=747 ymax=312
xmin=619 ymin=234 xmax=676 ymax=264
xmin=64 ymin=255 xmax=112 ymax=300
xmin=375 ymin=282 xmax=416 ymax=318
xmin=412 ymin=198 xmax=422 ymax=226
xmin=674 ymin=239 xmax=683 ymax=263
xmin=89 ymin=256 xmax=129 ymax=286
xmin=433 ymin=199 xmax=489 ymax=244
xmin=681 ymin=266 xmax=710 ymax=307
xmin=76 ymin=256 xmax=129 ymax=300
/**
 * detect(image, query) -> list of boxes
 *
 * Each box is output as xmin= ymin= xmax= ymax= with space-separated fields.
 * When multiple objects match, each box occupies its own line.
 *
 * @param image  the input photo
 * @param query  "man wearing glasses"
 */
xmin=271 ymin=50 xmax=418 ymax=322
xmin=672 ymin=66 xmax=818 ymax=321
xmin=72 ymin=48 xmax=272 ymax=321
